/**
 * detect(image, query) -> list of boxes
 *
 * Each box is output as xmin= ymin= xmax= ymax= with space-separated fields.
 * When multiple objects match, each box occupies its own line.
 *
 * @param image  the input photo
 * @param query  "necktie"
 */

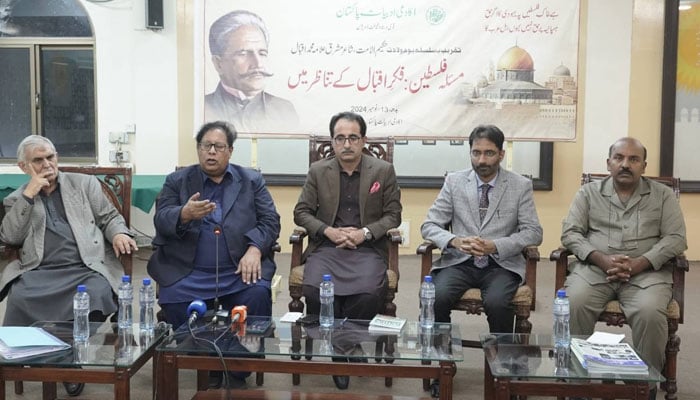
xmin=479 ymin=184 xmax=490 ymax=223
xmin=475 ymin=184 xmax=491 ymax=268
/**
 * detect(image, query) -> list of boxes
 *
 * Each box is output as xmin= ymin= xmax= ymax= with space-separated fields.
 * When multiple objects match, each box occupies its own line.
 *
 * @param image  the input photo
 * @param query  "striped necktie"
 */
xmin=475 ymin=184 xmax=491 ymax=268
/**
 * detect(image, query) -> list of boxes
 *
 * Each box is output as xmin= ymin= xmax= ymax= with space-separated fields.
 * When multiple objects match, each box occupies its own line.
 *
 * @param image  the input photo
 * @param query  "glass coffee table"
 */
xmin=480 ymin=333 xmax=663 ymax=400
xmin=0 ymin=321 xmax=169 ymax=400
xmin=156 ymin=317 xmax=463 ymax=400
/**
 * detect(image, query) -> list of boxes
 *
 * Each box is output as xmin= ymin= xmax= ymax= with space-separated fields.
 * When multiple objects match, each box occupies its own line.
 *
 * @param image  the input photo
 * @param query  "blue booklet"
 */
xmin=0 ymin=327 xmax=71 ymax=360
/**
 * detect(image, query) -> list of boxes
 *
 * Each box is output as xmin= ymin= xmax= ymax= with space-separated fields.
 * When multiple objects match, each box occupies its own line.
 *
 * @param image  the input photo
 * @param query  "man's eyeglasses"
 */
xmin=333 ymin=135 xmax=362 ymax=145
xmin=470 ymin=150 xmax=499 ymax=159
xmin=198 ymin=142 xmax=229 ymax=153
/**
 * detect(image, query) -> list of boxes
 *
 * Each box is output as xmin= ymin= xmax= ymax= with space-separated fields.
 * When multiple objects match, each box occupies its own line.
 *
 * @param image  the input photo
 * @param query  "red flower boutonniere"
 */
xmin=369 ymin=181 xmax=381 ymax=194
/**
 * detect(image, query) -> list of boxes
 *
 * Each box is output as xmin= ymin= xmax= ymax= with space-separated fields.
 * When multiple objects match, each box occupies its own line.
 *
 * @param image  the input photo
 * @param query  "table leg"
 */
xmin=114 ymin=368 xmax=130 ymax=400
xmin=0 ymin=371 xmax=6 ymax=400
xmin=158 ymin=353 xmax=179 ymax=400
xmin=484 ymin=357 xmax=494 ymax=400
xmin=41 ymin=381 xmax=57 ymax=400
xmin=438 ymin=361 xmax=456 ymax=400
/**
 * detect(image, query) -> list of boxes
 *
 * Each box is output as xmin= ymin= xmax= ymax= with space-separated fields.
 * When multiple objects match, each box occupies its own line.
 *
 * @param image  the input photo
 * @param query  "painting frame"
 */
xmin=660 ymin=0 xmax=700 ymax=192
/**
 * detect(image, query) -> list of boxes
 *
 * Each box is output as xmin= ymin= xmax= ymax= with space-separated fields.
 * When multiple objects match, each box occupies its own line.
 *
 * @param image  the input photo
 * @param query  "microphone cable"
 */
xmin=187 ymin=315 xmax=233 ymax=400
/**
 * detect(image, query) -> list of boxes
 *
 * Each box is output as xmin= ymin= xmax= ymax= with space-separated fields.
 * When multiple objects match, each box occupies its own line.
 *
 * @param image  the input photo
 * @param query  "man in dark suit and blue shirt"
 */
xmin=148 ymin=120 xmax=281 ymax=389
xmin=421 ymin=124 xmax=543 ymax=333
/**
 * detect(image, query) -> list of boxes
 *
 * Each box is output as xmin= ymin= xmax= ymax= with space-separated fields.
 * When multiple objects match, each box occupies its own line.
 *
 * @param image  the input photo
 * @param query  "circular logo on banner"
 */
xmin=425 ymin=6 xmax=446 ymax=25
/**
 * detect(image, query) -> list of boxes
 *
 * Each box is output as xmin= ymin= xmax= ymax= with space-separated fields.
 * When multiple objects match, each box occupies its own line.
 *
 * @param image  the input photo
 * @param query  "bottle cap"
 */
xmin=77 ymin=284 xmax=87 ymax=292
xmin=122 ymin=275 xmax=131 ymax=283
xmin=556 ymin=289 xmax=566 ymax=298
xmin=143 ymin=278 xmax=151 ymax=285
xmin=322 ymin=274 xmax=332 ymax=281
xmin=424 ymin=275 xmax=433 ymax=283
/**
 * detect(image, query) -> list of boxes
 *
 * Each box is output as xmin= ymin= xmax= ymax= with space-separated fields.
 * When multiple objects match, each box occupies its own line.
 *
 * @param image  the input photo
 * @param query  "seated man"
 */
xmin=0 ymin=135 xmax=137 ymax=397
xmin=421 ymin=124 xmax=543 ymax=332
xmin=148 ymin=121 xmax=280 ymax=389
xmin=561 ymin=137 xmax=687 ymax=400
xmin=293 ymin=111 xmax=402 ymax=389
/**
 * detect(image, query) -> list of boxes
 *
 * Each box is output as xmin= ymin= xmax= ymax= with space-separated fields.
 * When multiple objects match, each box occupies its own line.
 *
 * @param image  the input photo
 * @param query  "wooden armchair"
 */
xmin=0 ymin=166 xmax=133 ymax=395
xmin=416 ymin=243 xmax=540 ymax=347
xmin=287 ymin=136 xmax=402 ymax=386
xmin=288 ymin=135 xmax=401 ymax=317
xmin=550 ymin=173 xmax=688 ymax=400
xmin=1 ymin=165 xmax=133 ymax=275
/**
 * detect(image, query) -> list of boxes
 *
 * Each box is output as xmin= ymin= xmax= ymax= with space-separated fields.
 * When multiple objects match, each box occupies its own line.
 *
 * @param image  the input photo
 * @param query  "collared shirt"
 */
xmin=475 ymin=171 xmax=498 ymax=201
xmin=562 ymin=177 xmax=687 ymax=270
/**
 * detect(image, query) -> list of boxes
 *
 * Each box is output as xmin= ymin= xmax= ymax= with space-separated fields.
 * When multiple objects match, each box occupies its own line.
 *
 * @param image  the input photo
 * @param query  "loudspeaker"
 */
xmin=146 ymin=0 xmax=164 ymax=30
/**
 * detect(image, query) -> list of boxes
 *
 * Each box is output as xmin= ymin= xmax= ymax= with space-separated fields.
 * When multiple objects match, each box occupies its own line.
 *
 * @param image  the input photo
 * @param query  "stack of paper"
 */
xmin=570 ymin=337 xmax=648 ymax=375
xmin=368 ymin=315 xmax=406 ymax=333
xmin=0 ymin=327 xmax=71 ymax=360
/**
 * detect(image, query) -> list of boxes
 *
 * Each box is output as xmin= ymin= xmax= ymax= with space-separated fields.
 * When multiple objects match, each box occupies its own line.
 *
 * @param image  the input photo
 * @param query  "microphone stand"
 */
xmin=212 ymin=226 xmax=229 ymax=326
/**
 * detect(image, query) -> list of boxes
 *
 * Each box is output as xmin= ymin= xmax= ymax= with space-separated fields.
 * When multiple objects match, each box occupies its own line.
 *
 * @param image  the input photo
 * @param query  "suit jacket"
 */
xmin=0 ymin=172 xmax=130 ymax=299
xmin=420 ymin=167 xmax=543 ymax=281
xmin=147 ymin=164 xmax=281 ymax=287
xmin=293 ymin=154 xmax=402 ymax=263
xmin=204 ymin=83 xmax=299 ymax=134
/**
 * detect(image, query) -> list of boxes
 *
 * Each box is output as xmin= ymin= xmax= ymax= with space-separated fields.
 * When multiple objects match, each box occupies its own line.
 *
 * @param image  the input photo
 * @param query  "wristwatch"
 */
xmin=362 ymin=227 xmax=373 ymax=241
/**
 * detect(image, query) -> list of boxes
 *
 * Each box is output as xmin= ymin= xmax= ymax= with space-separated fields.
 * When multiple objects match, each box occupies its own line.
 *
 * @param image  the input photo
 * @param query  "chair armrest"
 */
xmin=550 ymin=247 xmax=572 ymax=294
xmin=385 ymin=228 xmax=402 ymax=285
xmin=289 ymin=226 xmax=307 ymax=269
xmin=416 ymin=241 xmax=438 ymax=283
xmin=522 ymin=246 xmax=540 ymax=310
xmin=667 ymin=254 xmax=688 ymax=323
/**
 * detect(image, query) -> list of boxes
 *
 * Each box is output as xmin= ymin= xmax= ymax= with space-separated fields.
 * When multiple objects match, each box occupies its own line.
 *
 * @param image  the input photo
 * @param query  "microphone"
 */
xmin=230 ymin=305 xmax=248 ymax=336
xmin=186 ymin=300 xmax=207 ymax=326
xmin=231 ymin=305 xmax=248 ymax=324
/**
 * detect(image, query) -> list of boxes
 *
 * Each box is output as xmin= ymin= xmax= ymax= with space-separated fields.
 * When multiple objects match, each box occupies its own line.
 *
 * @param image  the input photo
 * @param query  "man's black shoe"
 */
xmin=208 ymin=371 xmax=223 ymax=389
xmin=430 ymin=379 xmax=440 ymax=398
xmin=332 ymin=375 xmax=349 ymax=389
xmin=63 ymin=382 xmax=85 ymax=397
xmin=225 ymin=373 xmax=248 ymax=390
xmin=649 ymin=386 xmax=657 ymax=399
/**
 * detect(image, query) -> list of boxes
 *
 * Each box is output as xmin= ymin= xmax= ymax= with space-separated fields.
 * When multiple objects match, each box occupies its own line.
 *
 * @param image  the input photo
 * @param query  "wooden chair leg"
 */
xmin=662 ymin=319 xmax=680 ymax=400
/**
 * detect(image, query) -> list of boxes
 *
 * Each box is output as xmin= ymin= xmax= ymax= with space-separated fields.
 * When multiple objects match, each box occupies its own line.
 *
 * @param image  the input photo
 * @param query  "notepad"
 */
xmin=0 ymin=327 xmax=71 ymax=360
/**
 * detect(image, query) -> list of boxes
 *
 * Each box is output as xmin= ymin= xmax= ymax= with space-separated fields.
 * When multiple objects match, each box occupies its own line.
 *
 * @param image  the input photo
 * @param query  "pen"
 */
xmin=340 ymin=317 xmax=348 ymax=327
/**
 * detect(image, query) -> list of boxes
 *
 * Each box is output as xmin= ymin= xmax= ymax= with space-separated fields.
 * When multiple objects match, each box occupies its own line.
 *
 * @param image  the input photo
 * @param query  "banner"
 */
xmin=200 ymin=0 xmax=579 ymax=140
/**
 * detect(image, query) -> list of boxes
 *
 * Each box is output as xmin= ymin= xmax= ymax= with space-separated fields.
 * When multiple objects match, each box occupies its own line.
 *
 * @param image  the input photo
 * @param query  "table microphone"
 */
xmin=186 ymin=300 xmax=207 ymax=326
xmin=231 ymin=305 xmax=248 ymax=336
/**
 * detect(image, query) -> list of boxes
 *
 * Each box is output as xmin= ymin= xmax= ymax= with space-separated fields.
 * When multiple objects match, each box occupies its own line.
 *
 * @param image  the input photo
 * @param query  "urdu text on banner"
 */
xmin=200 ymin=0 xmax=579 ymax=140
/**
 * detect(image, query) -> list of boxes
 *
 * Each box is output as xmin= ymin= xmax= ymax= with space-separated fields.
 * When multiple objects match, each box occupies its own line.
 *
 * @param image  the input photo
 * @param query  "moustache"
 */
xmin=242 ymin=70 xmax=273 ymax=78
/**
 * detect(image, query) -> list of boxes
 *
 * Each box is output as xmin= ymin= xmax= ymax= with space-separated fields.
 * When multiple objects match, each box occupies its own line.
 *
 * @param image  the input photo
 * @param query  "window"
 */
xmin=0 ymin=0 xmax=95 ymax=162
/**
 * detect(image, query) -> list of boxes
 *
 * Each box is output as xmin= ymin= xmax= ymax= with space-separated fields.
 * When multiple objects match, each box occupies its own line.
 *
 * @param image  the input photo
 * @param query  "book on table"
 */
xmin=570 ymin=337 xmax=648 ymax=374
xmin=0 ymin=326 xmax=71 ymax=360
xmin=368 ymin=314 xmax=406 ymax=333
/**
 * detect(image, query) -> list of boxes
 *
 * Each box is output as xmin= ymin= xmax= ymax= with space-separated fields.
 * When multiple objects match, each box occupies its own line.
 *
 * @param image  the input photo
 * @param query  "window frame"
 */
xmin=0 ymin=38 xmax=97 ymax=164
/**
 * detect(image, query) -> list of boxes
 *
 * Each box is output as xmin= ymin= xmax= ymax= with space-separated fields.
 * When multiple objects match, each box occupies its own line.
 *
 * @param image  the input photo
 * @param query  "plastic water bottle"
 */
xmin=118 ymin=275 xmax=133 ymax=330
xmin=553 ymin=289 xmax=571 ymax=372
xmin=319 ymin=274 xmax=334 ymax=328
xmin=139 ymin=278 xmax=155 ymax=334
xmin=553 ymin=289 xmax=571 ymax=347
xmin=420 ymin=275 xmax=435 ymax=329
xmin=73 ymin=285 xmax=90 ymax=342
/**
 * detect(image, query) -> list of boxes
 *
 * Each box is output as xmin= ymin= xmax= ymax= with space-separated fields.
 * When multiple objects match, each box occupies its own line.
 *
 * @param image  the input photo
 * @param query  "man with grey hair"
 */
xmin=0 ymin=135 xmax=136 ymax=395
xmin=205 ymin=9 xmax=299 ymax=134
